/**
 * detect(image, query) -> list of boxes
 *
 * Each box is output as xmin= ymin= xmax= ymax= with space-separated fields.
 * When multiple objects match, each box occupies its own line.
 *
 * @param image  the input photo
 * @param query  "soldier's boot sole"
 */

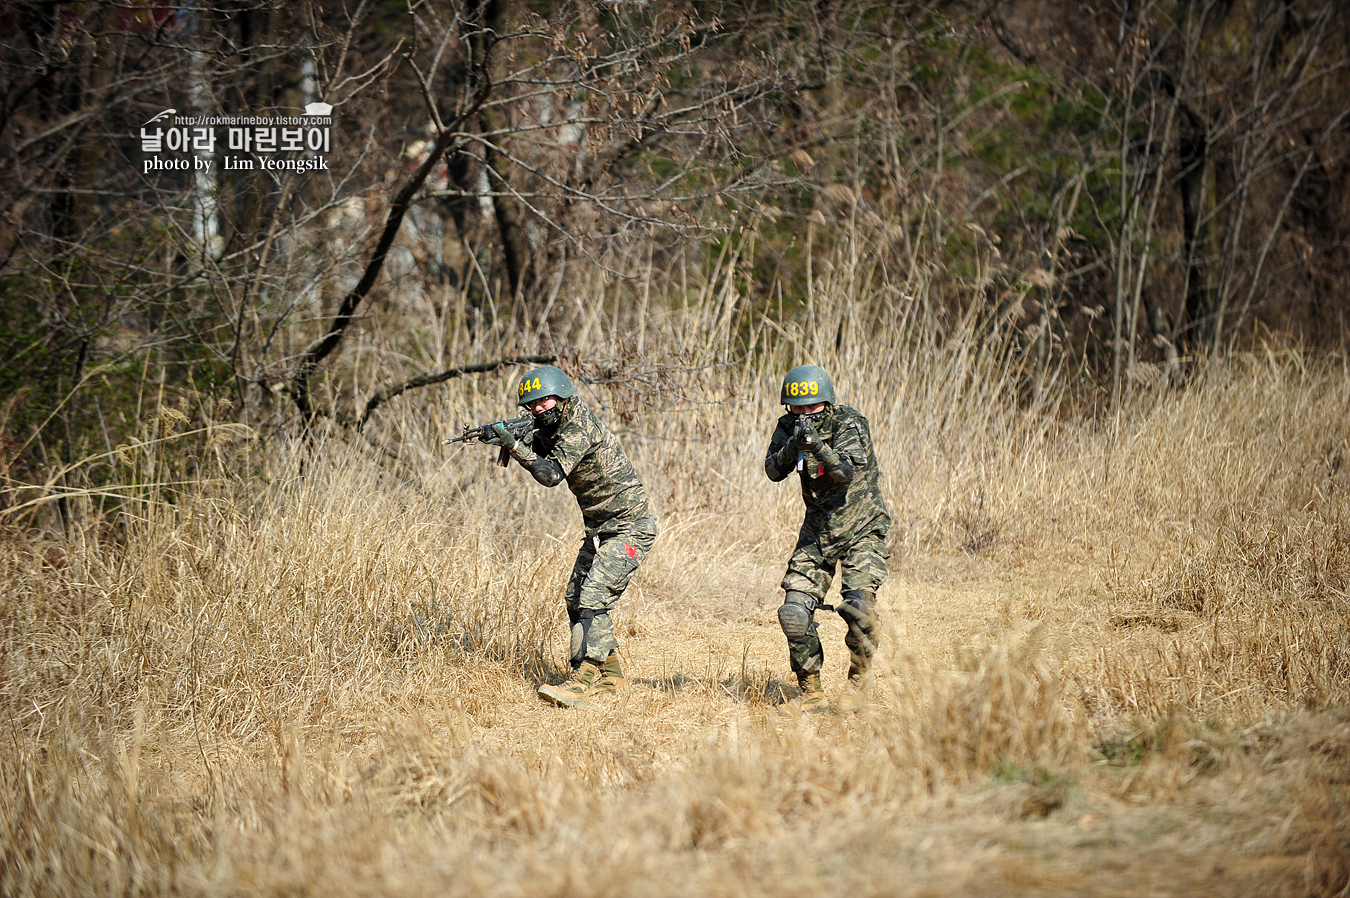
xmin=777 ymin=695 xmax=831 ymax=716
xmin=537 ymin=684 xmax=592 ymax=709
xmin=776 ymin=705 xmax=831 ymax=717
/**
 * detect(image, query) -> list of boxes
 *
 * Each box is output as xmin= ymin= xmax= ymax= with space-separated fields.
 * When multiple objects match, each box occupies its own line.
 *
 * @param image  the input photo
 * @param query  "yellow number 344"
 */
xmin=518 ymin=377 xmax=542 ymax=397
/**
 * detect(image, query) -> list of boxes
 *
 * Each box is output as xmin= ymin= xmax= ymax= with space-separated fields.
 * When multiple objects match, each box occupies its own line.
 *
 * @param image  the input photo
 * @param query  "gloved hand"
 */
xmin=794 ymin=416 xmax=824 ymax=453
xmin=478 ymin=422 xmax=517 ymax=450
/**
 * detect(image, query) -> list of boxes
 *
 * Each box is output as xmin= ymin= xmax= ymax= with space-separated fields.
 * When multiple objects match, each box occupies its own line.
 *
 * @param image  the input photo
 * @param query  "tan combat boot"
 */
xmin=538 ymin=660 xmax=602 ymax=708
xmin=797 ymin=670 xmax=829 ymax=713
xmin=593 ymin=652 xmax=632 ymax=696
xmin=833 ymin=669 xmax=873 ymax=713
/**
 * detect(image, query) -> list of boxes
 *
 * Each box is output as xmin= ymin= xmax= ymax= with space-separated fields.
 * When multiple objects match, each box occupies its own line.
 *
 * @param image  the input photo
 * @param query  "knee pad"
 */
xmin=837 ymin=590 xmax=875 ymax=627
xmin=570 ymin=608 xmax=597 ymax=662
xmin=839 ymin=590 xmax=877 ymax=656
xmin=777 ymin=591 xmax=816 ymax=640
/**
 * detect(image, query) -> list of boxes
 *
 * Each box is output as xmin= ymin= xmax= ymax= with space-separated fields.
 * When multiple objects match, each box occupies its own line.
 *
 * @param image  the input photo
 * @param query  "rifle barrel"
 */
xmin=443 ymin=415 xmax=530 ymax=445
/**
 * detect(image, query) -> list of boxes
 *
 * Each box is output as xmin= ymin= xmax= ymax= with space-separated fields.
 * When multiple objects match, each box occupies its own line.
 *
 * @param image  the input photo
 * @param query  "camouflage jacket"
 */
xmin=764 ymin=404 xmax=890 ymax=538
xmin=510 ymin=398 xmax=652 ymax=534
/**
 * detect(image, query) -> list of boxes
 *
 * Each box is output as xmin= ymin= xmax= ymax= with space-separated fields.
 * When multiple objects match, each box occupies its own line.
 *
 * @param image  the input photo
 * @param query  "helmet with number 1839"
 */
xmin=779 ymin=364 xmax=835 ymax=406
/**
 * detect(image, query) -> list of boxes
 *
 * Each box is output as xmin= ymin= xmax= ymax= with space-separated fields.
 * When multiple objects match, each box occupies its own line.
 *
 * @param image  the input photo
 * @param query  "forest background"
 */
xmin=3 ymin=1 xmax=1350 ymax=896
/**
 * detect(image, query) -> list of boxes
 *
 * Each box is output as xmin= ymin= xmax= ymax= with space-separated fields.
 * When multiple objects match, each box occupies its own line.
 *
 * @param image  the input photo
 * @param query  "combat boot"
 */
xmin=797 ymin=670 xmax=829 ymax=713
xmin=593 ymin=651 xmax=632 ymax=696
xmin=538 ymin=661 xmax=601 ymax=708
xmin=834 ymin=669 xmax=873 ymax=713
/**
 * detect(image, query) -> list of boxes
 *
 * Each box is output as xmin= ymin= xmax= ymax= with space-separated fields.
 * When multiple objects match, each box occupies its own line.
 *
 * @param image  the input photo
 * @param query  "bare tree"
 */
xmin=287 ymin=0 xmax=811 ymax=426
xmin=5 ymin=0 xmax=1350 ymax=528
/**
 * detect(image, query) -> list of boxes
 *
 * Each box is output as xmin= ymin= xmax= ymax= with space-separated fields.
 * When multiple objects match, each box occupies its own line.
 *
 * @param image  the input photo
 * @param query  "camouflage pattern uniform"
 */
xmin=509 ymin=397 xmax=657 ymax=666
xmin=765 ymin=404 xmax=890 ymax=677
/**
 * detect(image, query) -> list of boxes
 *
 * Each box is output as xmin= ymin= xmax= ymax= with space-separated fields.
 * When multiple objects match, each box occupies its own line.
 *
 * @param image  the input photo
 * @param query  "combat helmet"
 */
xmin=517 ymin=365 xmax=577 ymax=406
xmin=779 ymin=364 xmax=835 ymax=406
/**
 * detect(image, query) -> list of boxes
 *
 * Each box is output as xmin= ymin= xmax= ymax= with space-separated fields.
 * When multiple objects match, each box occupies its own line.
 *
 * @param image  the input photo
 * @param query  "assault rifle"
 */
xmin=443 ymin=413 xmax=534 ymax=467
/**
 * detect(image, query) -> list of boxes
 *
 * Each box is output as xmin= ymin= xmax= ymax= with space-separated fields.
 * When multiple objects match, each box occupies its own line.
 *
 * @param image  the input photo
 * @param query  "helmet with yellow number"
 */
xmin=516 ymin=365 xmax=576 ymax=407
xmin=779 ymin=364 xmax=835 ymax=406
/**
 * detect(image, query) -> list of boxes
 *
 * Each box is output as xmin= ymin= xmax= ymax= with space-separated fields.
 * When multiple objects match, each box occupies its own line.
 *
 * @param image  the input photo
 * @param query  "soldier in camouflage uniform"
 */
xmin=480 ymin=365 xmax=658 ymax=709
xmin=764 ymin=364 xmax=890 ymax=712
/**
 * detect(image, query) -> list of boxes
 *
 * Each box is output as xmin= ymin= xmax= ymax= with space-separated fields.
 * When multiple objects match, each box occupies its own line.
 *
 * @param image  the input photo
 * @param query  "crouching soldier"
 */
xmin=764 ymin=365 xmax=891 ymax=712
xmin=479 ymin=365 xmax=658 ymax=709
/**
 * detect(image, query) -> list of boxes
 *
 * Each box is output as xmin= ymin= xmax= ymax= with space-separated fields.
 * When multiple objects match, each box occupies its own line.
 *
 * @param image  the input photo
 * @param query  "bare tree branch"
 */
xmin=290 ymin=14 xmax=497 ymax=425
xmin=357 ymin=352 xmax=555 ymax=430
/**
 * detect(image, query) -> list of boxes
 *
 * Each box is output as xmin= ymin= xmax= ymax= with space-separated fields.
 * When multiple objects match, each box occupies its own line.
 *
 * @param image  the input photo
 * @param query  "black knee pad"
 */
xmin=838 ymin=590 xmax=874 ymax=626
xmin=777 ymin=591 xmax=816 ymax=640
xmin=570 ymin=608 xmax=597 ymax=659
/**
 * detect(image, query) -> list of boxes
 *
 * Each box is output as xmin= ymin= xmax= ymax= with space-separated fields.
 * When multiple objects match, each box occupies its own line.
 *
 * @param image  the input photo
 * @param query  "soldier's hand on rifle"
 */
xmin=794 ymin=416 xmax=824 ymax=453
xmin=479 ymin=422 xmax=518 ymax=450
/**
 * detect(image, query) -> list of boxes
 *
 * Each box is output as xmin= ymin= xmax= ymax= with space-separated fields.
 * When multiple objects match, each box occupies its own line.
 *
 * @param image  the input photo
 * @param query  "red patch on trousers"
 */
xmin=625 ymin=544 xmax=638 ymax=559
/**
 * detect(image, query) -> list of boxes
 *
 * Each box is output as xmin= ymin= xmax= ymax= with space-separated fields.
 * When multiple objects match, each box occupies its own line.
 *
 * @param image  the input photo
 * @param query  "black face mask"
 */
xmin=533 ymin=401 xmax=566 ymax=429
xmin=795 ymin=405 xmax=833 ymax=430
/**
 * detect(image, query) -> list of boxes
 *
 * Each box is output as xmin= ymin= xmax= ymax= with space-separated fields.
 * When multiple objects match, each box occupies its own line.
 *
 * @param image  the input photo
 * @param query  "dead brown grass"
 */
xmin=3 ymin=236 xmax=1349 ymax=896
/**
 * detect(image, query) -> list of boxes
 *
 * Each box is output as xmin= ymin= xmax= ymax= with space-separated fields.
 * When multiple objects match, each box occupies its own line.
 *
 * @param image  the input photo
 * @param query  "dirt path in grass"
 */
xmin=448 ymin=553 xmax=1337 ymax=898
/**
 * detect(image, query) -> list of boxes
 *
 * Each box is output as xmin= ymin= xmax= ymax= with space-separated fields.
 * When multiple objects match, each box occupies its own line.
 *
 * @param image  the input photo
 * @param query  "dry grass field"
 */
xmin=4 ymin=262 xmax=1350 ymax=896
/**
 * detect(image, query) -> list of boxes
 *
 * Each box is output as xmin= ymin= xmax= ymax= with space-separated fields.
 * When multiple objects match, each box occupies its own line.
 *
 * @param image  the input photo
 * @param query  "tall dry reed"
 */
xmin=3 ymin=225 xmax=1348 ymax=896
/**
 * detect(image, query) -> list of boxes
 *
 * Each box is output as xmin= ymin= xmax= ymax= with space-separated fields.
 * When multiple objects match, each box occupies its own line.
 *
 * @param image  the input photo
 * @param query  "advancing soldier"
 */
xmin=764 ymin=364 xmax=891 ymax=712
xmin=479 ymin=365 xmax=658 ymax=709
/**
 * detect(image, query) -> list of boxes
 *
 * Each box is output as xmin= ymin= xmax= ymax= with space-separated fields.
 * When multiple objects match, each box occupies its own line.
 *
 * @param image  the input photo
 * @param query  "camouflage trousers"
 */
xmin=780 ymin=520 xmax=889 ymax=675
xmin=565 ymin=515 xmax=658 ymax=665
